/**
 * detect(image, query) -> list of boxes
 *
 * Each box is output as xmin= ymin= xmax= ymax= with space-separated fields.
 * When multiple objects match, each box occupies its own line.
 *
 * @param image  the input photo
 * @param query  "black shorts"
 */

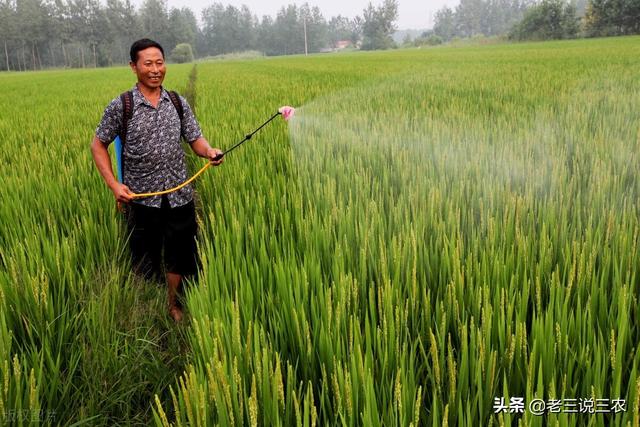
xmin=125 ymin=196 xmax=199 ymax=280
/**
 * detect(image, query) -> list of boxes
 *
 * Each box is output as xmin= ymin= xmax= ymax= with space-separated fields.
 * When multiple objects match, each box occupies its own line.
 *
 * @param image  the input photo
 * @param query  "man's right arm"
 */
xmin=93 ymin=98 xmax=133 ymax=203
xmin=90 ymin=136 xmax=133 ymax=203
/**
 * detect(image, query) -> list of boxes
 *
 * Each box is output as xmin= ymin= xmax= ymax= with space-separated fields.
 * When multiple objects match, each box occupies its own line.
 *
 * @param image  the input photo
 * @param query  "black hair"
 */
xmin=129 ymin=39 xmax=165 ymax=63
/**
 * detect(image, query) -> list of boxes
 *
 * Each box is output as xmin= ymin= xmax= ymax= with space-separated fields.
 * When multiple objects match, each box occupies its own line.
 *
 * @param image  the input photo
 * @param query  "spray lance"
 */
xmin=209 ymin=105 xmax=295 ymax=162
xmin=118 ymin=105 xmax=296 ymax=204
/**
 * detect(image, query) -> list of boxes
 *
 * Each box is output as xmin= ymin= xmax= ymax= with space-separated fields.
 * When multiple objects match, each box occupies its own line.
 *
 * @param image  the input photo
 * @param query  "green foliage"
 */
xmin=434 ymin=6 xmax=456 ymax=41
xmin=3 ymin=0 xmax=639 ymax=72
xmin=361 ymin=0 xmax=399 ymax=50
xmin=200 ymin=3 xmax=257 ymax=57
xmin=199 ymin=50 xmax=265 ymax=61
xmin=169 ymin=7 xmax=198 ymax=49
xmin=0 ymin=64 xmax=194 ymax=424
xmin=584 ymin=0 xmax=640 ymax=36
xmin=1 ymin=37 xmax=640 ymax=425
xmin=328 ymin=15 xmax=362 ymax=47
xmin=433 ymin=0 xmax=530 ymax=40
xmin=170 ymin=43 xmax=194 ymax=63
xmin=509 ymin=0 xmax=580 ymax=40
xmin=414 ymin=34 xmax=444 ymax=46
xmin=139 ymin=0 xmax=172 ymax=54
xmin=1 ymin=1 xmax=343 ymax=72
xmin=157 ymin=36 xmax=639 ymax=426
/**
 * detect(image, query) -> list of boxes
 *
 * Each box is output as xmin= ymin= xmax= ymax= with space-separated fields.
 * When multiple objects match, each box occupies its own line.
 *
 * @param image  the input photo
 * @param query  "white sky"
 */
xmin=144 ymin=0 xmax=459 ymax=30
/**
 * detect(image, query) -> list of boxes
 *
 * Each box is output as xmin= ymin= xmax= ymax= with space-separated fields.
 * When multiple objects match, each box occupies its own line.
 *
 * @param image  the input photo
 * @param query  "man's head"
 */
xmin=129 ymin=39 xmax=166 ymax=90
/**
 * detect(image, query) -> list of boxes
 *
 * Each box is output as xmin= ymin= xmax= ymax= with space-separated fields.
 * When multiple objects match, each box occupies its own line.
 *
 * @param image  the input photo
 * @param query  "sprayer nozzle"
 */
xmin=278 ymin=106 xmax=295 ymax=121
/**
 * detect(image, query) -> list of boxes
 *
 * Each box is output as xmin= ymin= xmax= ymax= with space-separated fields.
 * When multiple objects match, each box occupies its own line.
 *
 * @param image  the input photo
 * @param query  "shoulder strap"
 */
xmin=168 ymin=90 xmax=184 ymax=121
xmin=119 ymin=90 xmax=134 ymax=143
xmin=116 ymin=90 xmax=133 ymax=191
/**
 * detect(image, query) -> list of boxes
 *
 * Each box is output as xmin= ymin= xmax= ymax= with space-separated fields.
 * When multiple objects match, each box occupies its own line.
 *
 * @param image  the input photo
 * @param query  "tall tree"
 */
xmin=0 ymin=0 xmax=17 ymax=70
xmin=201 ymin=3 xmax=222 ymax=56
xmin=455 ymin=0 xmax=485 ymax=37
xmin=68 ymin=0 xmax=96 ymax=67
xmin=509 ymin=0 xmax=579 ymax=40
xmin=139 ymin=0 xmax=171 ymax=50
xmin=169 ymin=7 xmax=197 ymax=49
xmin=328 ymin=15 xmax=353 ymax=47
xmin=237 ymin=5 xmax=257 ymax=51
xmin=257 ymin=14 xmax=278 ymax=55
xmin=299 ymin=3 xmax=328 ymax=53
xmin=432 ymin=0 xmax=531 ymax=40
xmin=351 ymin=16 xmax=363 ymax=44
xmin=584 ymin=0 xmax=640 ymax=36
xmin=16 ymin=0 xmax=49 ymax=70
xmin=361 ymin=0 xmax=398 ymax=50
xmin=86 ymin=0 xmax=110 ymax=66
xmin=50 ymin=0 xmax=73 ymax=68
xmin=327 ymin=15 xmax=362 ymax=47
xmin=274 ymin=4 xmax=301 ymax=55
xmin=433 ymin=6 xmax=455 ymax=40
xmin=201 ymin=3 xmax=255 ymax=56
xmin=106 ymin=0 xmax=142 ymax=63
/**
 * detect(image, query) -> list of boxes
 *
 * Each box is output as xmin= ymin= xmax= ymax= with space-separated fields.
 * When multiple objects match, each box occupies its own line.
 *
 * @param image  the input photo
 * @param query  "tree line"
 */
xmin=1 ymin=0 xmax=637 ymax=72
xmin=428 ymin=0 xmax=639 ymax=43
xmin=0 ymin=0 xmax=399 ymax=71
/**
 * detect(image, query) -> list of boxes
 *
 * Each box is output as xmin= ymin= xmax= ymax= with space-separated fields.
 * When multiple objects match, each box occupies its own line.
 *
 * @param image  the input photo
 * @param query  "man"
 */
xmin=90 ymin=39 xmax=223 ymax=322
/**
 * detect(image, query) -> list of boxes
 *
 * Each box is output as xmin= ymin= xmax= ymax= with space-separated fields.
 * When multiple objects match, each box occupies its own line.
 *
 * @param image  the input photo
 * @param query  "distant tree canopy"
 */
xmin=433 ymin=7 xmax=456 ymax=41
xmin=583 ymin=0 xmax=640 ymax=36
xmin=0 ymin=0 xmax=637 ymax=72
xmin=433 ymin=0 xmax=531 ymax=41
xmin=361 ymin=0 xmax=399 ymax=50
xmin=509 ymin=0 xmax=579 ymax=40
xmin=328 ymin=15 xmax=362 ymax=47
xmin=0 ymin=0 xmax=374 ymax=72
xmin=432 ymin=0 xmax=639 ymax=42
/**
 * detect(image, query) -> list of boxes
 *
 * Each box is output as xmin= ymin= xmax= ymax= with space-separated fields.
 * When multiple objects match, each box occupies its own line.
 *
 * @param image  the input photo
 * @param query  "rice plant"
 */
xmin=1 ymin=36 xmax=639 ymax=426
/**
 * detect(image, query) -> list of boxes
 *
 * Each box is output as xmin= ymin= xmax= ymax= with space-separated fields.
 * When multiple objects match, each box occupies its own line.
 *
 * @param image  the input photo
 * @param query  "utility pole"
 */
xmin=303 ymin=16 xmax=308 ymax=56
xmin=4 ymin=41 xmax=9 ymax=71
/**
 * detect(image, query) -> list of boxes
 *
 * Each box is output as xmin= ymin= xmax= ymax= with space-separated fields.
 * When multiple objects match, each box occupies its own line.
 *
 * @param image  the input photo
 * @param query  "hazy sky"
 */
xmin=145 ymin=0 xmax=459 ymax=30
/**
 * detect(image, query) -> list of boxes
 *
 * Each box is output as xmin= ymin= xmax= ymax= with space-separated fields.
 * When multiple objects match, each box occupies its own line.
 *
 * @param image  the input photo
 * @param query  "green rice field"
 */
xmin=1 ymin=36 xmax=639 ymax=426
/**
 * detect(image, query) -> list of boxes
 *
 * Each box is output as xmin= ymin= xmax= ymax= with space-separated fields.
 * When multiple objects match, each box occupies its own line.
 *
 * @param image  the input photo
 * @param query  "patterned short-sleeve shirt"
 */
xmin=95 ymin=85 xmax=202 ymax=208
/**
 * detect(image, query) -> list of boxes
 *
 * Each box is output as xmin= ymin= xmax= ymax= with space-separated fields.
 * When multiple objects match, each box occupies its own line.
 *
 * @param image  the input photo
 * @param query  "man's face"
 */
xmin=130 ymin=47 xmax=165 ymax=90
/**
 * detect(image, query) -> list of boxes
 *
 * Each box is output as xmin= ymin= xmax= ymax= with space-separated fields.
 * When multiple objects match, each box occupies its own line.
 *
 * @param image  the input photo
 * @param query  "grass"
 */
xmin=1 ymin=36 xmax=639 ymax=425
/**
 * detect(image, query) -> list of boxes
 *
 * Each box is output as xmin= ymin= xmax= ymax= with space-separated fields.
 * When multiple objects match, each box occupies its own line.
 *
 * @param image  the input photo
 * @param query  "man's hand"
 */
xmin=190 ymin=137 xmax=224 ymax=165
xmin=207 ymin=148 xmax=224 ymax=166
xmin=111 ymin=182 xmax=134 ymax=203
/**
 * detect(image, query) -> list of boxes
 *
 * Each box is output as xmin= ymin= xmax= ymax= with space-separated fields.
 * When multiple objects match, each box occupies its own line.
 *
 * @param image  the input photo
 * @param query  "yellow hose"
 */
xmin=130 ymin=161 xmax=212 ymax=199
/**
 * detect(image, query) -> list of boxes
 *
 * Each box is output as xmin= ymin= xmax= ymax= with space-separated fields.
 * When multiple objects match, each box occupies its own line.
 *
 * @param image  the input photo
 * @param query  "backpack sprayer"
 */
xmin=116 ymin=105 xmax=295 ymax=205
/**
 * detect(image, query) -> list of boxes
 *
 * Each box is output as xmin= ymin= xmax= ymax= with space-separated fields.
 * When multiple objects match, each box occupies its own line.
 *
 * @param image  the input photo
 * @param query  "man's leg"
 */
xmin=164 ymin=198 xmax=199 ymax=322
xmin=167 ymin=272 xmax=183 ymax=322
xmin=127 ymin=202 xmax=163 ymax=282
